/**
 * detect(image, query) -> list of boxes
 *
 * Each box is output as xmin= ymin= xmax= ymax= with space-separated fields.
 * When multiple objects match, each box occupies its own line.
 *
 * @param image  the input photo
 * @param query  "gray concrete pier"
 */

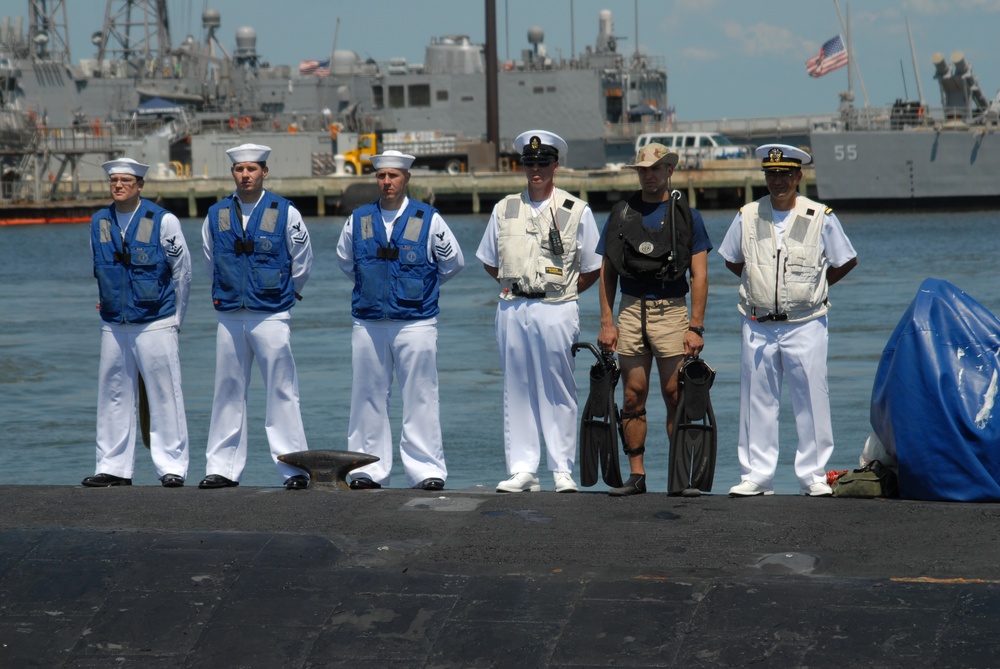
xmin=2 ymin=485 xmax=999 ymax=668
xmin=2 ymin=162 xmax=816 ymax=221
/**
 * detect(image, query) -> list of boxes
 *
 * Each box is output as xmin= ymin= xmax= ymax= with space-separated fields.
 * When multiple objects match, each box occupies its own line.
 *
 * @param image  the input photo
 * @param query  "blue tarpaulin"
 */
xmin=871 ymin=278 xmax=1000 ymax=502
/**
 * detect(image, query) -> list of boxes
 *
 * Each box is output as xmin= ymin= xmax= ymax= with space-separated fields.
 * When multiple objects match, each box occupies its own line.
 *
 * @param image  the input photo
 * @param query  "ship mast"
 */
xmin=27 ymin=0 xmax=70 ymax=62
xmin=96 ymin=0 xmax=172 ymax=77
xmin=905 ymin=16 xmax=926 ymax=108
xmin=833 ymin=0 xmax=870 ymax=109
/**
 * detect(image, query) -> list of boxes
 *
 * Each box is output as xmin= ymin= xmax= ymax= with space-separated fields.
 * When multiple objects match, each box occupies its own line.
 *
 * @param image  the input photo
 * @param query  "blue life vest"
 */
xmin=350 ymin=200 xmax=440 ymax=320
xmin=207 ymin=192 xmax=295 ymax=313
xmin=91 ymin=200 xmax=176 ymax=324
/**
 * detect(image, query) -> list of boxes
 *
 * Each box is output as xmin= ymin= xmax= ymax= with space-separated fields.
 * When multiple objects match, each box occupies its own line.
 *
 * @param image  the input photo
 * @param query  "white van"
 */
xmin=634 ymin=132 xmax=753 ymax=168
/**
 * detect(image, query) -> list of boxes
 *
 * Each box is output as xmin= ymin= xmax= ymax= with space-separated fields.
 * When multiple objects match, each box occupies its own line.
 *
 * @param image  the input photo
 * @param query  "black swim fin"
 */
xmin=572 ymin=343 xmax=624 ymax=488
xmin=668 ymin=356 xmax=717 ymax=495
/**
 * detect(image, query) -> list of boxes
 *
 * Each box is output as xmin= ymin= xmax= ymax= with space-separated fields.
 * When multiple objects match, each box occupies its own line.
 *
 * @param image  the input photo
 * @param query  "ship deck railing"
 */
xmin=823 ymin=104 xmax=1000 ymax=133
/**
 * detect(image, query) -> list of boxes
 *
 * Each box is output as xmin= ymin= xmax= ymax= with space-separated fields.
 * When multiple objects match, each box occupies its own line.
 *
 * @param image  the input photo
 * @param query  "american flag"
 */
xmin=805 ymin=35 xmax=848 ymax=78
xmin=298 ymin=59 xmax=330 ymax=77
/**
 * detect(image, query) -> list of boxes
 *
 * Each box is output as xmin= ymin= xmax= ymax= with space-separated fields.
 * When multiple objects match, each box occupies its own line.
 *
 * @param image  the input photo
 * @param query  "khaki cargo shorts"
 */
xmin=616 ymin=294 xmax=688 ymax=358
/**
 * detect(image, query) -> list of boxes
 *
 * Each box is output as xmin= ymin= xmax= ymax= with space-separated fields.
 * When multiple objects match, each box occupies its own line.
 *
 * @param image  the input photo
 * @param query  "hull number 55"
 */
xmin=834 ymin=145 xmax=858 ymax=161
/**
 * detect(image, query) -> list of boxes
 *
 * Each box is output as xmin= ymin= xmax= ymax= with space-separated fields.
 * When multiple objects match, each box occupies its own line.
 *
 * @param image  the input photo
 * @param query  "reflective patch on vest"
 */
xmin=99 ymin=219 xmax=112 ymax=243
xmin=557 ymin=200 xmax=573 ymax=228
xmin=135 ymin=215 xmax=154 ymax=243
xmin=360 ymin=215 xmax=373 ymax=240
xmin=504 ymin=198 xmax=520 ymax=219
xmin=754 ymin=216 xmax=772 ymax=247
xmin=545 ymin=267 xmax=563 ymax=275
xmin=260 ymin=207 xmax=278 ymax=233
xmin=218 ymin=209 xmax=231 ymax=232
xmin=402 ymin=214 xmax=424 ymax=242
xmin=787 ymin=216 xmax=811 ymax=245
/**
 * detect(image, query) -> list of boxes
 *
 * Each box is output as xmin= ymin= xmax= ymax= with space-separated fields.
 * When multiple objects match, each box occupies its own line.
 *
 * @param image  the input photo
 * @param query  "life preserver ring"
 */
xmin=238 ymin=116 xmax=251 ymax=130
xmin=228 ymin=117 xmax=237 ymax=129
xmin=502 ymin=61 xmax=514 ymax=71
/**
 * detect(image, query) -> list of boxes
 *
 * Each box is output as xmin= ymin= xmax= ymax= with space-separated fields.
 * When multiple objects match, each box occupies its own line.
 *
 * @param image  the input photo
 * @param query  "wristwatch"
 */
xmin=688 ymin=326 xmax=705 ymax=337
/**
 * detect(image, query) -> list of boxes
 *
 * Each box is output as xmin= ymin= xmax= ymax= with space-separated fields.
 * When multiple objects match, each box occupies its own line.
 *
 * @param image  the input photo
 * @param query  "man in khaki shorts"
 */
xmin=597 ymin=143 xmax=712 ymax=495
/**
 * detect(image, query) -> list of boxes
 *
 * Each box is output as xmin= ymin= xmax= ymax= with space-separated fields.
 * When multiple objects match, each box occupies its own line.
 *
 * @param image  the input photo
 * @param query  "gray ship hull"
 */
xmin=811 ymin=129 xmax=1000 ymax=202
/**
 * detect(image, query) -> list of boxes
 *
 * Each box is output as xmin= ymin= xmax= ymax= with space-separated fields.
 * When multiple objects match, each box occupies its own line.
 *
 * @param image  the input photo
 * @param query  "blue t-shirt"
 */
xmin=597 ymin=199 xmax=713 ymax=299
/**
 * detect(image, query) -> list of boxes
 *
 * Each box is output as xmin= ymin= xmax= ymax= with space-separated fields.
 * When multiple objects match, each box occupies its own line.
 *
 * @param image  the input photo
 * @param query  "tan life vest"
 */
xmin=495 ymin=188 xmax=586 ymax=303
xmin=739 ymin=195 xmax=830 ymax=323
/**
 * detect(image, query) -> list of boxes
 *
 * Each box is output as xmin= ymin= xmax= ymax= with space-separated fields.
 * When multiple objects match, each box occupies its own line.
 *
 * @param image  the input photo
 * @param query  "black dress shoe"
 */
xmin=417 ymin=477 xmax=445 ymax=491
xmin=349 ymin=477 xmax=382 ymax=490
xmin=284 ymin=475 xmax=309 ymax=490
xmin=160 ymin=474 xmax=184 ymax=488
xmin=198 ymin=474 xmax=239 ymax=489
xmin=82 ymin=473 xmax=132 ymax=487
xmin=608 ymin=473 xmax=647 ymax=497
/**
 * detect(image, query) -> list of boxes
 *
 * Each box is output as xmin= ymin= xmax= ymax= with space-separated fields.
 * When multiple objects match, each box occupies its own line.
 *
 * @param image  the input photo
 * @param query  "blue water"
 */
xmin=3 ymin=208 xmax=999 ymax=493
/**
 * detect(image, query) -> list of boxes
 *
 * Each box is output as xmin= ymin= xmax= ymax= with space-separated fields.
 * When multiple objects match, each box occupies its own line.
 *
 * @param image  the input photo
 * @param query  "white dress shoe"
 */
xmin=496 ymin=472 xmax=540 ymax=493
xmin=553 ymin=472 xmax=578 ymax=493
xmin=802 ymin=482 xmax=833 ymax=497
xmin=728 ymin=480 xmax=774 ymax=497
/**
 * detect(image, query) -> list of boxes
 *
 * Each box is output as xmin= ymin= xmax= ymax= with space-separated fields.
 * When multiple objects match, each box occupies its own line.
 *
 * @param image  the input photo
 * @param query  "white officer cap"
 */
xmin=370 ymin=149 xmax=416 ymax=171
xmin=226 ymin=143 xmax=272 ymax=164
xmin=513 ymin=130 xmax=569 ymax=161
xmin=101 ymin=157 xmax=149 ymax=178
xmin=756 ymin=143 xmax=812 ymax=171
xmin=627 ymin=142 xmax=679 ymax=168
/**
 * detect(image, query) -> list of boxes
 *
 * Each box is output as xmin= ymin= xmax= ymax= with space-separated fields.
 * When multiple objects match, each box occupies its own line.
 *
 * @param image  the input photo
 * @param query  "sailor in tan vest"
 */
xmin=476 ymin=130 xmax=603 ymax=493
xmin=717 ymin=144 xmax=858 ymax=497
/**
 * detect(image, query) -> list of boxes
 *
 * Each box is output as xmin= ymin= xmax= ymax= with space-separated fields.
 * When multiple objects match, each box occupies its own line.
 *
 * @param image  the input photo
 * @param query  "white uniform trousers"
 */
xmin=348 ymin=319 xmax=446 ymax=487
xmin=95 ymin=325 xmax=189 ymax=479
xmin=737 ymin=315 xmax=834 ymax=488
xmin=495 ymin=299 xmax=580 ymax=474
xmin=205 ymin=315 xmax=308 ymax=481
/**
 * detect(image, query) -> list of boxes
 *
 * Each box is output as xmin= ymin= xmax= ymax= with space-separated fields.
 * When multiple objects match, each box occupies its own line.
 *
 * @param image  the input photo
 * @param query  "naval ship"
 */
xmin=0 ymin=0 xmax=670 ymax=203
xmin=809 ymin=49 xmax=1000 ymax=205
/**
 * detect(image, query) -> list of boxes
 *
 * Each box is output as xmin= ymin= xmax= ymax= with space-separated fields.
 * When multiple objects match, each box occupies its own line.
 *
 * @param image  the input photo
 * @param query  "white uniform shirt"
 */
xmin=336 ymin=196 xmax=465 ymax=285
xmin=201 ymin=189 xmax=313 ymax=320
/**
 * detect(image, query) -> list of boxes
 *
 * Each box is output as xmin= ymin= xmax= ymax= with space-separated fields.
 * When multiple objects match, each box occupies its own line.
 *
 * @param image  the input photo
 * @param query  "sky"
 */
xmin=41 ymin=0 xmax=1000 ymax=121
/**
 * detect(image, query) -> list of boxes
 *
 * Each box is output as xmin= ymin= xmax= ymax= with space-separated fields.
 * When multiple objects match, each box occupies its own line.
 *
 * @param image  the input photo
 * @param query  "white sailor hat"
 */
xmin=226 ymin=143 xmax=271 ymax=164
xmin=513 ymin=129 xmax=568 ymax=161
xmin=370 ymin=149 xmax=416 ymax=171
xmin=101 ymin=157 xmax=149 ymax=178
xmin=626 ymin=142 xmax=679 ymax=168
xmin=756 ymin=143 xmax=812 ymax=172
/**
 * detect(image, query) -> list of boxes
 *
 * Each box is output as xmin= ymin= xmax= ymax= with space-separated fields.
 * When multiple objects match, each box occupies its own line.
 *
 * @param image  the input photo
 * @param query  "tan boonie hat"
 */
xmin=627 ymin=142 xmax=679 ymax=168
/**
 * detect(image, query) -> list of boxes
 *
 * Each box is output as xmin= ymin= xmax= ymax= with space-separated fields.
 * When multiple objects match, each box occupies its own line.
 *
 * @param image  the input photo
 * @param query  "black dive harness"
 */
xmin=604 ymin=189 xmax=694 ymax=287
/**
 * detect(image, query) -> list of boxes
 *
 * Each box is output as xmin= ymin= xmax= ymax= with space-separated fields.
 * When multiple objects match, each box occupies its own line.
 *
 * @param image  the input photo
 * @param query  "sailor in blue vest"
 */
xmin=476 ymin=130 xmax=603 ymax=493
xmin=336 ymin=150 xmax=465 ymax=490
xmin=83 ymin=157 xmax=191 ymax=488
xmin=200 ymin=143 xmax=314 ymax=490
